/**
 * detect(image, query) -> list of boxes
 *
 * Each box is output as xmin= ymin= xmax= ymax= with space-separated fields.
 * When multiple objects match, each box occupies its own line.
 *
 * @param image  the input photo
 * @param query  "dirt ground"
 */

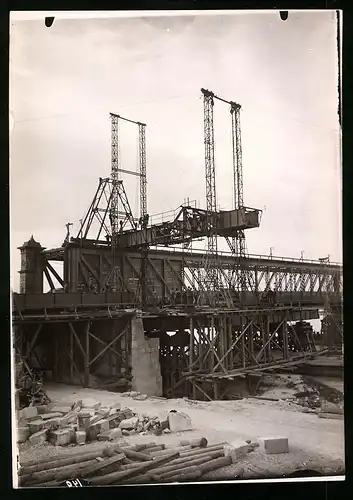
xmin=17 ymin=380 xmax=345 ymax=482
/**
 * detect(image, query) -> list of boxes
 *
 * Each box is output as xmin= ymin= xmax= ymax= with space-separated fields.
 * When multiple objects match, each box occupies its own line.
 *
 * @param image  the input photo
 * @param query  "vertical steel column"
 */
xmin=283 ymin=318 xmax=289 ymax=359
xmin=189 ymin=317 xmax=194 ymax=371
xmin=229 ymin=317 xmax=234 ymax=369
xmin=84 ymin=321 xmax=90 ymax=387
xmin=249 ymin=320 xmax=254 ymax=360
xmin=202 ymin=89 xmax=219 ymax=297
xmin=241 ymin=315 xmax=246 ymax=368
xmin=210 ymin=317 xmax=215 ymax=370
xmin=109 ymin=113 xmax=120 ymax=292
xmin=230 ymin=102 xmax=247 ymax=296
xmin=138 ymin=123 xmax=147 ymax=220
xmin=261 ymin=316 xmax=267 ymax=363
xmin=266 ymin=315 xmax=271 ymax=361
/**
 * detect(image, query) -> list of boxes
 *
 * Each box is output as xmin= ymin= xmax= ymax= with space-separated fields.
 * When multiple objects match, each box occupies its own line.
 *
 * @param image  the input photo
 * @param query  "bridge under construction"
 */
xmin=12 ymin=89 xmax=343 ymax=401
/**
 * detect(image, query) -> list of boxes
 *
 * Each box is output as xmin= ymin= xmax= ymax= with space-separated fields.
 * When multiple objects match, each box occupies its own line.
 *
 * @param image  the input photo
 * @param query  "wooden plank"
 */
xmin=88 ymin=331 xmax=122 ymax=362
xmin=68 ymin=322 xmax=86 ymax=358
xmin=25 ymin=323 xmax=42 ymax=360
xmin=191 ymin=380 xmax=212 ymax=402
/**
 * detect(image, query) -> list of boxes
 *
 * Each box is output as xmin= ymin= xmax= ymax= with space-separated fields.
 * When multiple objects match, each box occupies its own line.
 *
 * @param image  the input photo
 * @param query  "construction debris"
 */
xmin=258 ymin=437 xmax=289 ymax=455
xmin=16 ymin=400 xmax=194 ymax=447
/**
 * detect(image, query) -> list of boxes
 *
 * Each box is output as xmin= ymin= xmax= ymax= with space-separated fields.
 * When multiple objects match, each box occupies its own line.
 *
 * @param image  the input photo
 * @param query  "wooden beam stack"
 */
xmin=18 ymin=437 xmax=235 ymax=486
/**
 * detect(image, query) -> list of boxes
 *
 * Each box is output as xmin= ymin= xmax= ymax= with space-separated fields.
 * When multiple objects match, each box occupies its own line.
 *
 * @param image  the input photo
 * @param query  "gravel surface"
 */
xmin=16 ymin=381 xmax=345 ymax=484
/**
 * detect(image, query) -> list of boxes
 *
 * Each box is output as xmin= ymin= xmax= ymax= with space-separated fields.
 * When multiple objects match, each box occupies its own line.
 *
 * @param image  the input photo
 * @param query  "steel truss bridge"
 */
xmin=13 ymin=90 xmax=343 ymax=400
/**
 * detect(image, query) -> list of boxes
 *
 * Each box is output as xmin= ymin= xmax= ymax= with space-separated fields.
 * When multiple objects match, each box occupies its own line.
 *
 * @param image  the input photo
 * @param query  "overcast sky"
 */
xmin=10 ymin=11 xmax=341 ymax=291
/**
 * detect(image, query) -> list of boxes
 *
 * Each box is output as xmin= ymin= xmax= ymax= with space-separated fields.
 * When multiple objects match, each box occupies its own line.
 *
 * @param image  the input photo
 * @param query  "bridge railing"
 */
xmin=149 ymin=245 xmax=342 ymax=267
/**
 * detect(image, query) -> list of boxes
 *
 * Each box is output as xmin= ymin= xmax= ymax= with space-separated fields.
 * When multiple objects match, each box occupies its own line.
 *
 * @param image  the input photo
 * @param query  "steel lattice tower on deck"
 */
xmin=230 ymin=102 xmax=247 ymax=295
xmin=138 ymin=123 xmax=147 ymax=221
xmin=108 ymin=113 xmax=121 ymax=292
xmin=202 ymin=88 xmax=219 ymax=294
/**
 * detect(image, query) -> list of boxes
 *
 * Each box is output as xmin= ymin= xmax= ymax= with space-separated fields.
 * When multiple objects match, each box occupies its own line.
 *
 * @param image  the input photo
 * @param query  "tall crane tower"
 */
xmin=201 ymin=89 xmax=251 ymax=304
xmin=107 ymin=113 xmax=121 ymax=292
xmin=230 ymin=102 xmax=248 ymax=297
xmin=106 ymin=113 xmax=147 ymax=295
xmin=201 ymin=89 xmax=219 ymax=298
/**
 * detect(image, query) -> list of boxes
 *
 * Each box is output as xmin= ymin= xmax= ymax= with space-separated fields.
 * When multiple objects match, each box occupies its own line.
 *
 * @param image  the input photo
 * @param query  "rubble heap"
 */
xmin=16 ymin=397 xmax=193 ymax=447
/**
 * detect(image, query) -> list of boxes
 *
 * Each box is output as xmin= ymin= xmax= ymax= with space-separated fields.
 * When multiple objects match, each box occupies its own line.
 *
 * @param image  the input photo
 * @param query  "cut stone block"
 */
xmin=108 ymin=415 xmax=123 ymax=429
xmin=119 ymin=417 xmax=139 ymax=430
xmin=109 ymin=428 xmax=123 ymax=440
xmin=159 ymin=413 xmax=169 ymax=430
xmin=121 ymin=410 xmax=134 ymax=420
xmin=75 ymin=430 xmax=86 ymax=445
xmin=81 ymin=399 xmax=101 ymax=410
xmin=96 ymin=419 xmax=109 ymax=432
xmin=43 ymin=417 xmax=63 ymax=430
xmin=78 ymin=408 xmax=96 ymax=417
xmin=133 ymin=394 xmax=148 ymax=401
xmin=49 ymin=429 xmax=71 ymax=446
xmin=36 ymin=405 xmax=49 ymax=414
xmin=51 ymin=406 xmax=72 ymax=415
xmin=98 ymin=427 xmax=123 ymax=441
xmin=88 ymin=419 xmax=110 ymax=441
xmin=258 ymin=437 xmax=289 ymax=454
xmin=41 ymin=412 xmax=64 ymax=420
xmin=77 ymin=413 xmax=91 ymax=433
xmin=19 ymin=406 xmax=38 ymax=420
xmin=28 ymin=419 xmax=46 ymax=434
xmin=29 ymin=429 xmax=48 ymax=445
xmin=224 ymin=443 xmax=250 ymax=462
xmin=62 ymin=425 xmax=76 ymax=443
xmin=97 ymin=431 xmax=112 ymax=441
xmin=97 ymin=407 xmax=110 ymax=417
xmin=168 ymin=411 xmax=192 ymax=432
xmin=90 ymin=414 xmax=104 ymax=425
xmin=17 ymin=426 xmax=30 ymax=443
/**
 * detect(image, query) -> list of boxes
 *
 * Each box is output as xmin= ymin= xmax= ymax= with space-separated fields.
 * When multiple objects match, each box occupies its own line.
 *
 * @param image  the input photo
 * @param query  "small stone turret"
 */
xmin=18 ymin=235 xmax=45 ymax=293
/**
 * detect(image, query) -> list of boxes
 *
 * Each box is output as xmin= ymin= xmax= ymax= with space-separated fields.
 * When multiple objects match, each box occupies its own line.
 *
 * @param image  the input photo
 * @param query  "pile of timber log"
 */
xmin=18 ymin=437 xmax=247 ymax=486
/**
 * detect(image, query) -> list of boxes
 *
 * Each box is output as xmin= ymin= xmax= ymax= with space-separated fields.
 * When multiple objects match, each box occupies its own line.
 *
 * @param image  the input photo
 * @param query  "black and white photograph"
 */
xmin=10 ymin=10 xmax=343 ymax=487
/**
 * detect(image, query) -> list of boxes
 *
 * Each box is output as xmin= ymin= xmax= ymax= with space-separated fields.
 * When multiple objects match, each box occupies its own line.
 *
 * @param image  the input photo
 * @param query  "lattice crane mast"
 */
xmin=230 ymin=102 xmax=248 ymax=296
xmin=201 ymin=89 xmax=219 ymax=296
xmin=106 ymin=113 xmax=147 ymax=295
xmin=200 ymin=89 xmax=255 ymax=303
xmin=107 ymin=113 xmax=121 ymax=292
